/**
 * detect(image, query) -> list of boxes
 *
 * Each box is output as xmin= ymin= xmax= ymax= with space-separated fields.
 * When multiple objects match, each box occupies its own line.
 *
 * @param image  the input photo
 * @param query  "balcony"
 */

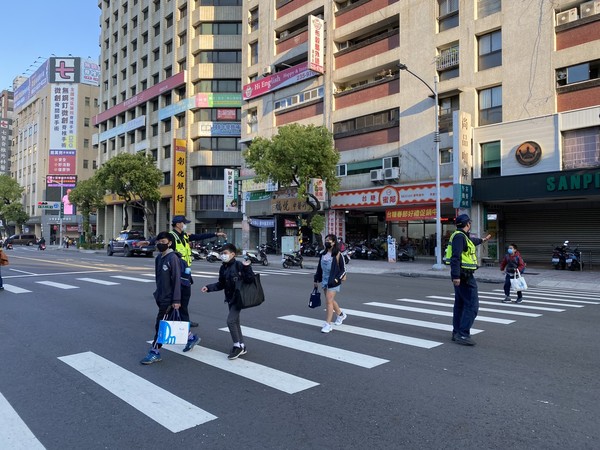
xmin=436 ymin=47 xmax=459 ymax=71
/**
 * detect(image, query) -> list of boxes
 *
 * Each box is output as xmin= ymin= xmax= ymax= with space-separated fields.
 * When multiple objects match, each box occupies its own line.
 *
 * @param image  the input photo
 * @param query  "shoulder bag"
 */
xmin=234 ymin=273 xmax=265 ymax=309
xmin=510 ymin=269 xmax=528 ymax=291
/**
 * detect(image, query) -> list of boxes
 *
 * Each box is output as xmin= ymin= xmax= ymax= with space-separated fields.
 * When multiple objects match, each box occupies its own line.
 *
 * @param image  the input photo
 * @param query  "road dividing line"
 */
xmin=159 ymin=344 xmax=318 ymax=394
xmin=58 ymin=351 xmax=217 ymax=432
xmin=365 ymin=302 xmax=515 ymax=325
xmin=34 ymin=281 xmax=78 ymax=290
xmin=397 ymin=298 xmax=542 ymax=317
xmin=0 ymin=392 xmax=45 ymax=449
xmin=110 ymin=276 xmax=154 ymax=283
xmin=2 ymin=284 xmax=32 ymax=294
xmin=279 ymin=315 xmax=443 ymax=349
xmin=76 ymin=278 xmax=121 ymax=286
xmin=220 ymin=326 xmax=389 ymax=368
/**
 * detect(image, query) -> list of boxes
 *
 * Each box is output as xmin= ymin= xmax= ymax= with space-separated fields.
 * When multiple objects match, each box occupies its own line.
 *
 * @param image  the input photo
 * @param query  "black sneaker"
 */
xmin=451 ymin=332 xmax=458 ymax=341
xmin=228 ymin=346 xmax=244 ymax=360
xmin=454 ymin=336 xmax=476 ymax=346
xmin=190 ymin=321 xmax=199 ymax=328
xmin=516 ymin=297 xmax=523 ymax=304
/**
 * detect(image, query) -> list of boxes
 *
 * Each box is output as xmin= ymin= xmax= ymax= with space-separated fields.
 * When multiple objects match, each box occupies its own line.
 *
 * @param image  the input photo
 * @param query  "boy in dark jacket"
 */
xmin=201 ymin=243 xmax=254 ymax=360
xmin=499 ymin=243 xmax=526 ymax=303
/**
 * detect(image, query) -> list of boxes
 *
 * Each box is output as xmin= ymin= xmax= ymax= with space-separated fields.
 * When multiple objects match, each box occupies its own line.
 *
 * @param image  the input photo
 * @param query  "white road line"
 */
xmin=7 ymin=268 xmax=38 ymax=275
xmin=426 ymin=296 xmax=562 ymax=313
xmin=520 ymin=286 xmax=600 ymax=298
xmin=0 ymin=392 xmax=45 ymax=449
xmin=2 ymin=284 xmax=32 ymax=294
xmin=160 ymin=344 xmax=318 ymax=394
xmin=279 ymin=315 xmax=443 ymax=349
xmin=76 ymin=278 xmax=121 ymax=286
xmin=219 ymin=326 xmax=388 ymax=368
xmin=365 ymin=302 xmax=515 ymax=325
xmin=470 ymin=294 xmax=579 ymax=309
xmin=35 ymin=281 xmax=78 ymax=290
xmin=58 ymin=352 xmax=217 ymax=432
xmin=110 ymin=276 xmax=154 ymax=283
xmin=342 ymin=308 xmax=484 ymax=335
xmin=490 ymin=289 xmax=600 ymax=304
xmin=399 ymin=298 xmax=542 ymax=317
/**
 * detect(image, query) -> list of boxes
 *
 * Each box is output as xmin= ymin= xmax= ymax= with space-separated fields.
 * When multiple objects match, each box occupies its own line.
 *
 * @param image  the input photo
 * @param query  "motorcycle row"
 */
xmin=551 ymin=240 xmax=583 ymax=270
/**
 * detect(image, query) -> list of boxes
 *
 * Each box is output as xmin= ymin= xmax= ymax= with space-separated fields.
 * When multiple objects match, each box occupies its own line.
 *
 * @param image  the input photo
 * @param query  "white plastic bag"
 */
xmin=510 ymin=269 xmax=528 ymax=291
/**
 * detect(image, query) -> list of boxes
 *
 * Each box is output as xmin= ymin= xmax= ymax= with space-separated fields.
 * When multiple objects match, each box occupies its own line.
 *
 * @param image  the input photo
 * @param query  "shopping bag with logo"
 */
xmin=157 ymin=309 xmax=190 ymax=345
xmin=234 ymin=273 xmax=265 ymax=309
xmin=308 ymin=287 xmax=321 ymax=308
xmin=510 ymin=269 xmax=528 ymax=291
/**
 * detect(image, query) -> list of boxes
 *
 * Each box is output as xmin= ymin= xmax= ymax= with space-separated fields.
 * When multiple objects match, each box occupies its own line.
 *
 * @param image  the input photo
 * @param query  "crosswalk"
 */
xmin=3 ymin=285 xmax=599 ymax=443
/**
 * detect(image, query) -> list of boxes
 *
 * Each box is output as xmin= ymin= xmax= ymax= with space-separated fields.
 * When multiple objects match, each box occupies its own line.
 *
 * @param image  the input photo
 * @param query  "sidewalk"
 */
xmin=300 ymin=255 xmax=600 ymax=293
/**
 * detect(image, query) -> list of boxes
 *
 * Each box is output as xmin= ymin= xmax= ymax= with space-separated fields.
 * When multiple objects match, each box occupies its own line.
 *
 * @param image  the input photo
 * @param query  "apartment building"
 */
xmin=241 ymin=0 xmax=600 ymax=263
xmin=10 ymin=57 xmax=100 ymax=242
xmin=96 ymin=0 xmax=243 ymax=242
xmin=0 ymin=89 xmax=14 ymax=177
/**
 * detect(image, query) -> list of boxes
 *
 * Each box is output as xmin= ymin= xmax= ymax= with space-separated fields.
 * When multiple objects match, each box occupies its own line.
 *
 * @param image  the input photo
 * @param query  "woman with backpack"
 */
xmin=500 ymin=243 xmax=526 ymax=303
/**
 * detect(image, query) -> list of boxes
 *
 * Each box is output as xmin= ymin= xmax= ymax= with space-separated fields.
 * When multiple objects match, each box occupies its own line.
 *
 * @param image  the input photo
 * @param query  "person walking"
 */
xmin=500 ymin=243 xmax=526 ymax=304
xmin=448 ymin=214 xmax=491 ymax=346
xmin=200 ymin=243 xmax=254 ymax=360
xmin=0 ymin=245 xmax=8 ymax=290
xmin=314 ymin=234 xmax=348 ymax=333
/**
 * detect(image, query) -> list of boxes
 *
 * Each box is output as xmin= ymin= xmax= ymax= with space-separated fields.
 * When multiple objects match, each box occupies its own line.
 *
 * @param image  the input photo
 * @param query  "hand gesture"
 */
xmin=201 ymin=286 xmax=208 ymax=293
xmin=242 ymin=259 xmax=251 ymax=266
xmin=217 ymin=232 xmax=227 ymax=239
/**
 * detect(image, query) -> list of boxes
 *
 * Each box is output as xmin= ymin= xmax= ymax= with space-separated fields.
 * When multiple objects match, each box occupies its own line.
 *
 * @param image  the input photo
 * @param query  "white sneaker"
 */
xmin=334 ymin=312 xmax=347 ymax=326
xmin=321 ymin=322 xmax=333 ymax=333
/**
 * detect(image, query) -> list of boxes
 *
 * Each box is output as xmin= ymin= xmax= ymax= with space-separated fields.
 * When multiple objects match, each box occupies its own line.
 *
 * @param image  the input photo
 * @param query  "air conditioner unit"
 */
xmin=280 ymin=30 xmax=289 ymax=39
xmin=556 ymin=8 xmax=579 ymax=25
xmin=581 ymin=0 xmax=600 ymax=17
xmin=556 ymin=69 xmax=567 ymax=81
xmin=262 ymin=65 xmax=272 ymax=76
xmin=384 ymin=167 xmax=400 ymax=180
xmin=370 ymin=169 xmax=384 ymax=182
xmin=339 ymin=40 xmax=351 ymax=50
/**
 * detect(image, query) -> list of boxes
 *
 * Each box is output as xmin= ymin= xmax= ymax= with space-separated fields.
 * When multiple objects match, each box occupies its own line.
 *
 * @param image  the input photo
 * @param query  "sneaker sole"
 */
xmin=183 ymin=338 xmax=201 ymax=353
xmin=141 ymin=358 xmax=162 ymax=365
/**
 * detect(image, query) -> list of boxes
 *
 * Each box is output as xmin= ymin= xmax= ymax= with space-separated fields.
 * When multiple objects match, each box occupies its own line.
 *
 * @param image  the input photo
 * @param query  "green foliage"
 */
xmin=309 ymin=213 xmax=325 ymax=235
xmin=68 ymin=177 xmax=106 ymax=243
xmin=0 ymin=175 xmax=28 ymax=233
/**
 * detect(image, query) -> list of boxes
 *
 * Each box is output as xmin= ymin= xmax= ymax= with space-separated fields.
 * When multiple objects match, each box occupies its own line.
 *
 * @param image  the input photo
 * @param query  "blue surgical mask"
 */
xmin=507 ymin=248 xmax=514 ymax=255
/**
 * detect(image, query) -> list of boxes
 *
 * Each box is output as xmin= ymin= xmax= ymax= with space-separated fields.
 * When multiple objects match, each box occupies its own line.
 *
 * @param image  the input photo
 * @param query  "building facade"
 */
xmin=0 ymin=90 xmax=14 ymax=178
xmin=240 ymin=0 xmax=600 ymax=264
xmin=95 ymin=0 xmax=243 ymax=242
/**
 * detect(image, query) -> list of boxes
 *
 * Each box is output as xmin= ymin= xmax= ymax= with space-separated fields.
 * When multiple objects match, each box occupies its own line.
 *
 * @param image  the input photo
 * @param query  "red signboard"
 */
xmin=49 ymin=149 xmax=76 ymax=175
xmin=217 ymin=109 xmax=237 ymax=121
xmin=242 ymin=62 xmax=319 ymax=101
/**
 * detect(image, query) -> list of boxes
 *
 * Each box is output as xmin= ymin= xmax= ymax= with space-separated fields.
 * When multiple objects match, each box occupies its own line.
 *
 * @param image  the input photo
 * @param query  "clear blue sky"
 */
xmin=0 ymin=1 xmax=100 ymax=91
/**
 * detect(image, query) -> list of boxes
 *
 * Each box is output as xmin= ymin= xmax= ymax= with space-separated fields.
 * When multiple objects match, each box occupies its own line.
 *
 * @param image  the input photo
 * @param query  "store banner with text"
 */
xmin=385 ymin=206 xmax=437 ymax=221
xmin=224 ymin=169 xmax=238 ymax=212
xmin=172 ymin=139 xmax=187 ymax=216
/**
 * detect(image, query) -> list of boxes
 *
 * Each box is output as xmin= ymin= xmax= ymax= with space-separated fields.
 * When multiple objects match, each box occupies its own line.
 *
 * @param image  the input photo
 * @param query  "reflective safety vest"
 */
xmin=170 ymin=230 xmax=192 ymax=267
xmin=444 ymin=230 xmax=478 ymax=270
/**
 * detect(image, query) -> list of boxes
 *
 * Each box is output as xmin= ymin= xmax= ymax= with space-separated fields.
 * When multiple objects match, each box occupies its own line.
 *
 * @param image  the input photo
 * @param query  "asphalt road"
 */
xmin=1 ymin=247 xmax=599 ymax=449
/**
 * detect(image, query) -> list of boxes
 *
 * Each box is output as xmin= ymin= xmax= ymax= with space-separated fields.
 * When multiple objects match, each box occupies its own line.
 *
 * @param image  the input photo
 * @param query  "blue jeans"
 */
xmin=453 ymin=274 xmax=479 ymax=338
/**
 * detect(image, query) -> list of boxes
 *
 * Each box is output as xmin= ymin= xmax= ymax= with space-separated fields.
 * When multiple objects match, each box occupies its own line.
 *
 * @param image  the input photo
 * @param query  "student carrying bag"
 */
xmin=234 ymin=273 xmax=265 ymax=309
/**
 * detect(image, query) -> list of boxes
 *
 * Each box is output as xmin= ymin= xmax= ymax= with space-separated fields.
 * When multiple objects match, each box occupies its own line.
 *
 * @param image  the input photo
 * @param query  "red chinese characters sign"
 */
xmin=330 ymin=183 xmax=453 ymax=209
xmin=385 ymin=207 xmax=437 ymax=221
xmin=172 ymin=139 xmax=187 ymax=216
xmin=308 ymin=15 xmax=324 ymax=74
xmin=49 ymin=149 xmax=76 ymax=175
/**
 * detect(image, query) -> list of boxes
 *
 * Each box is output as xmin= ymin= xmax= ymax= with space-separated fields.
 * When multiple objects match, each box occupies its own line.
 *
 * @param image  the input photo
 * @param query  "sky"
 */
xmin=0 ymin=1 xmax=100 ymax=91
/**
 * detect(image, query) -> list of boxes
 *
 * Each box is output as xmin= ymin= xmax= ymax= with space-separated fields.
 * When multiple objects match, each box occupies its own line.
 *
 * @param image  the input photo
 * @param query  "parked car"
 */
xmin=5 ymin=234 xmax=38 ymax=246
xmin=106 ymin=230 xmax=155 ymax=257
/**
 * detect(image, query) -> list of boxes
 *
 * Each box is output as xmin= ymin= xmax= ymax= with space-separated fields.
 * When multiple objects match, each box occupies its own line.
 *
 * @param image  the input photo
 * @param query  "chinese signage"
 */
xmin=0 ymin=118 xmax=11 ymax=174
xmin=14 ymin=59 xmax=49 ymax=110
xmin=327 ymin=210 xmax=345 ymax=239
xmin=224 ymin=168 xmax=238 ymax=212
xmin=310 ymin=178 xmax=326 ymax=202
xmin=196 ymin=121 xmax=241 ymax=137
xmin=308 ymin=15 xmax=325 ymax=74
xmin=242 ymin=62 xmax=320 ymax=101
xmin=456 ymin=184 xmax=472 ymax=208
xmin=46 ymin=175 xmax=77 ymax=188
xmin=385 ymin=206 xmax=437 ymax=221
xmin=81 ymin=58 xmax=101 ymax=86
xmin=37 ymin=201 xmax=61 ymax=210
xmin=172 ymin=139 xmax=187 ymax=216
xmin=49 ymin=149 xmax=76 ymax=175
xmin=50 ymin=57 xmax=80 ymax=83
xmin=271 ymin=198 xmax=313 ymax=214
xmin=452 ymin=110 xmax=473 ymax=208
xmin=50 ymin=84 xmax=78 ymax=149
xmin=217 ymin=109 xmax=237 ymax=121
xmin=330 ymin=183 xmax=453 ymax=209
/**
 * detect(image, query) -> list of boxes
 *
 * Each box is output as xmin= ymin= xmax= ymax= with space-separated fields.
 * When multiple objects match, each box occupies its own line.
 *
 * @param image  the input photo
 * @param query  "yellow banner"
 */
xmin=172 ymin=139 xmax=187 ymax=216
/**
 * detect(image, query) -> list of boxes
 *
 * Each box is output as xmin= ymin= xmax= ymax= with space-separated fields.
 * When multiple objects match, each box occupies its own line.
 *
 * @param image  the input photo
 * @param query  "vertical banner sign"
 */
xmin=310 ymin=178 xmax=326 ymax=203
xmin=0 ymin=118 xmax=11 ymax=174
xmin=327 ymin=210 xmax=345 ymax=240
xmin=50 ymin=84 xmax=78 ymax=149
xmin=172 ymin=139 xmax=187 ymax=216
xmin=224 ymin=169 xmax=238 ymax=212
xmin=452 ymin=111 xmax=473 ymax=208
xmin=308 ymin=15 xmax=325 ymax=74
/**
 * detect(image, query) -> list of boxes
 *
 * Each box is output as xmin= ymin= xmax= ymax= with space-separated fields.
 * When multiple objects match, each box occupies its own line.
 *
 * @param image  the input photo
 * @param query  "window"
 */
xmin=164 ymin=120 xmax=171 ymax=133
xmin=85 ymin=97 xmax=90 ymax=106
xmin=249 ymin=8 xmax=259 ymax=31
xmin=333 ymin=109 xmax=399 ymax=135
xmin=84 ymin=118 xmax=90 ymax=127
xmin=437 ymin=45 xmax=459 ymax=80
xmin=142 ymin=55 xmax=148 ymax=68
xmin=166 ymin=14 xmax=173 ymax=28
xmin=132 ymin=39 xmax=137 ymax=51
xmin=250 ymin=41 xmax=259 ymax=66
xmin=196 ymin=51 xmax=242 ymax=64
xmin=163 ymin=145 xmax=171 ymax=159
xmin=179 ymin=6 xmax=187 ymax=19
xmin=163 ymin=172 xmax=171 ymax=185
xmin=194 ymin=79 xmax=241 ymax=93
xmin=438 ymin=0 xmax=459 ymax=31
xmin=478 ymin=86 xmax=502 ymax=125
xmin=93 ymin=161 xmax=98 ymax=170
xmin=143 ymin=8 xmax=148 ymax=20
xmin=440 ymin=147 xmax=453 ymax=164
xmin=131 ymin=62 xmax=137 ymax=74
xmin=200 ymin=22 xmax=242 ymax=35
xmin=481 ymin=141 xmax=501 ymax=177
xmin=562 ymin=127 xmax=600 ymax=169
xmin=84 ymin=139 xmax=90 ymax=148
xmin=194 ymin=137 xmax=241 ymax=151
xmin=152 ymin=124 xmax=158 ymax=136
xmin=438 ymin=94 xmax=459 ymax=132
xmin=179 ymin=33 xmax=187 ymax=46
xmin=192 ymin=166 xmax=226 ymax=180
xmin=153 ymin=48 xmax=160 ymax=61
xmin=557 ymin=60 xmax=600 ymax=87
xmin=478 ymin=0 xmax=501 ymax=18
xmin=83 ymin=159 xmax=89 ymax=169
xmin=165 ymin=40 xmax=173 ymax=54
xmin=478 ymin=30 xmax=502 ymax=71
xmin=142 ymin=32 xmax=148 ymax=44
xmin=154 ymin=23 xmax=160 ymax=37
xmin=336 ymin=164 xmax=347 ymax=177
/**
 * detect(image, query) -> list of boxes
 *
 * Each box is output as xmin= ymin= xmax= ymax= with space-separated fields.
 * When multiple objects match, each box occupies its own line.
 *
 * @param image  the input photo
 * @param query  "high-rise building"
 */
xmin=0 ymin=90 xmax=14 ymax=177
xmin=241 ymin=0 xmax=600 ymax=263
xmin=95 ymin=0 xmax=243 ymax=241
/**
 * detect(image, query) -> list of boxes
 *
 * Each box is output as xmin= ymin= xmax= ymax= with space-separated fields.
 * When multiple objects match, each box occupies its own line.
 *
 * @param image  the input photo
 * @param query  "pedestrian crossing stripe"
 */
xmin=2 ymin=284 xmax=32 ymax=294
xmin=467 ymin=294 xmax=579 ymax=309
xmin=490 ymin=289 xmax=600 ymax=304
xmin=220 ymin=326 xmax=389 ymax=368
xmin=76 ymin=278 xmax=121 ymax=286
xmin=396 ymin=298 xmax=542 ymax=317
xmin=58 ymin=351 xmax=217 ymax=432
xmin=110 ymin=275 xmax=154 ymax=283
xmin=159 ymin=344 xmax=319 ymax=394
xmin=365 ymin=302 xmax=515 ymax=324
xmin=517 ymin=286 xmax=600 ymax=298
xmin=35 ymin=281 xmax=78 ymax=290
xmin=279 ymin=315 xmax=443 ymax=348
xmin=0 ymin=392 xmax=45 ymax=449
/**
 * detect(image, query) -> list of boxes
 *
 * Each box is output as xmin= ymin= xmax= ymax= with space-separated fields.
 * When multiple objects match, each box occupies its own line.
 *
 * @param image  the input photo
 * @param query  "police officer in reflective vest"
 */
xmin=170 ymin=215 xmax=227 ymax=328
xmin=448 ymin=214 xmax=491 ymax=346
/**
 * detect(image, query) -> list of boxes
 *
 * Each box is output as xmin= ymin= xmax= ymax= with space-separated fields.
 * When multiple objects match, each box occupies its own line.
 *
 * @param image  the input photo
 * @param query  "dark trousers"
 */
xmin=179 ymin=284 xmax=191 ymax=322
xmin=151 ymin=303 xmax=172 ymax=349
xmin=453 ymin=275 xmax=479 ymax=338
xmin=504 ymin=273 xmax=523 ymax=298
xmin=227 ymin=302 xmax=243 ymax=344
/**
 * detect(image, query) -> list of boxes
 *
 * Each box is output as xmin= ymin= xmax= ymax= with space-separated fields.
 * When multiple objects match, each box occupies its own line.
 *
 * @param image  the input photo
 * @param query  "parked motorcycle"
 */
xmin=245 ymin=245 xmax=269 ymax=266
xmin=282 ymin=250 xmax=303 ymax=269
xmin=552 ymin=241 xmax=583 ymax=270
xmin=397 ymin=245 xmax=416 ymax=262
xmin=206 ymin=242 xmax=224 ymax=263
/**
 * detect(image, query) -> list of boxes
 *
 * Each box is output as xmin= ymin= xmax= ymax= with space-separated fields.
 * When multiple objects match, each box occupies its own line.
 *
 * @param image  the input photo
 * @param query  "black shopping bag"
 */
xmin=308 ymin=287 xmax=321 ymax=308
xmin=234 ymin=274 xmax=265 ymax=309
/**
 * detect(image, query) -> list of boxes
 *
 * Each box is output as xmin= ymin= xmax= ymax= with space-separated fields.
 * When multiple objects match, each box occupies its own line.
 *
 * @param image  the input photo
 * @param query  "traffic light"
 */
xmin=60 ymin=202 xmax=64 ymax=214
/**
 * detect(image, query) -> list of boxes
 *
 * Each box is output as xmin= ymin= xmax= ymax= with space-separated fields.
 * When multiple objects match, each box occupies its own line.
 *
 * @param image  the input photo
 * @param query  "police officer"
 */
xmin=169 ymin=215 xmax=227 ymax=328
xmin=448 ymin=214 xmax=491 ymax=346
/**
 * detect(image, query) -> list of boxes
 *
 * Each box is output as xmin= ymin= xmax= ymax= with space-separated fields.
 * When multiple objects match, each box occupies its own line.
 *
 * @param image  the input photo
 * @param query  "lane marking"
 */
xmin=35 ymin=281 xmax=78 ymax=290
xmin=110 ymin=276 xmax=154 ymax=283
xmin=469 ymin=294 xmax=579 ymax=309
xmin=279 ymin=315 xmax=443 ymax=349
xmin=58 ymin=352 xmax=217 ymax=432
xmin=7 ymin=268 xmax=38 ymax=275
xmin=518 ymin=286 xmax=600 ymax=298
xmin=0 ymin=392 xmax=46 ymax=449
xmin=489 ymin=290 xmax=600 ymax=304
xmin=159 ymin=344 xmax=318 ymax=394
xmin=365 ymin=302 xmax=515 ymax=325
xmin=2 ymin=284 xmax=32 ymax=294
xmin=76 ymin=278 xmax=121 ymax=286
xmin=220 ymin=326 xmax=389 ymax=368
xmin=342 ymin=308 xmax=484 ymax=335
xmin=413 ymin=298 xmax=545 ymax=316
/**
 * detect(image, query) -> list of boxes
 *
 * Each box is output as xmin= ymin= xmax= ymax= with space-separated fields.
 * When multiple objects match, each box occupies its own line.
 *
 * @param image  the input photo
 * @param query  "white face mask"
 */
xmin=220 ymin=253 xmax=232 ymax=263
xmin=182 ymin=224 xmax=187 ymax=231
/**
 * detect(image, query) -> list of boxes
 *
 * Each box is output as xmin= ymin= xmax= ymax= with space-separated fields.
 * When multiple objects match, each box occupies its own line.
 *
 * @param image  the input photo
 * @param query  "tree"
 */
xmin=0 ymin=175 xmax=27 ymax=236
xmin=68 ymin=176 xmax=106 ymax=243
xmin=243 ymin=124 xmax=340 ymax=230
xmin=95 ymin=153 xmax=163 ymax=235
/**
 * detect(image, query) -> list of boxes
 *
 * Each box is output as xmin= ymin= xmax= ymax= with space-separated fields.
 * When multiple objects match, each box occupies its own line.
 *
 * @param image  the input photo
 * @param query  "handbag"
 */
xmin=308 ymin=287 xmax=321 ymax=308
xmin=510 ymin=269 xmax=528 ymax=291
xmin=234 ymin=273 xmax=265 ymax=309
xmin=157 ymin=309 xmax=190 ymax=345
xmin=0 ymin=250 xmax=8 ymax=266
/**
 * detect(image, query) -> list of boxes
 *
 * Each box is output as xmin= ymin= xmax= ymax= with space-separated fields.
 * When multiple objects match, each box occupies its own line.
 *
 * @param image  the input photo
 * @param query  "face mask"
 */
xmin=157 ymin=243 xmax=169 ymax=252
xmin=182 ymin=224 xmax=187 ymax=231
xmin=324 ymin=242 xmax=332 ymax=249
xmin=220 ymin=253 xmax=232 ymax=263
xmin=507 ymin=248 xmax=514 ymax=255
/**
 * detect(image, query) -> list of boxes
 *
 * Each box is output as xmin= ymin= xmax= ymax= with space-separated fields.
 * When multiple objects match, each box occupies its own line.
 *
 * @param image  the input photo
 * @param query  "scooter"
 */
xmin=245 ymin=245 xmax=269 ymax=266
xmin=282 ymin=250 xmax=303 ymax=269
xmin=205 ymin=242 xmax=223 ymax=263
xmin=38 ymin=243 xmax=46 ymax=251
xmin=551 ymin=241 xmax=569 ymax=270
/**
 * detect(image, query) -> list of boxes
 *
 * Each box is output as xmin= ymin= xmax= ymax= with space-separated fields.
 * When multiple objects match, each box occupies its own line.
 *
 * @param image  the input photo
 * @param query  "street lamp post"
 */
xmin=398 ymin=63 xmax=444 ymax=270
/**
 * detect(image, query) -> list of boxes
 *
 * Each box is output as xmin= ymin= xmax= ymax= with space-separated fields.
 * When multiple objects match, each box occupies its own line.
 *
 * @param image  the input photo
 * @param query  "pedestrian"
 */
xmin=64 ymin=236 xmax=70 ymax=248
xmin=38 ymin=236 xmax=46 ymax=250
xmin=0 ymin=245 xmax=8 ymax=290
xmin=201 ymin=243 xmax=254 ymax=360
xmin=314 ymin=234 xmax=348 ymax=333
xmin=140 ymin=231 xmax=200 ymax=365
xmin=500 ymin=243 xmax=526 ymax=304
xmin=448 ymin=214 xmax=491 ymax=346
